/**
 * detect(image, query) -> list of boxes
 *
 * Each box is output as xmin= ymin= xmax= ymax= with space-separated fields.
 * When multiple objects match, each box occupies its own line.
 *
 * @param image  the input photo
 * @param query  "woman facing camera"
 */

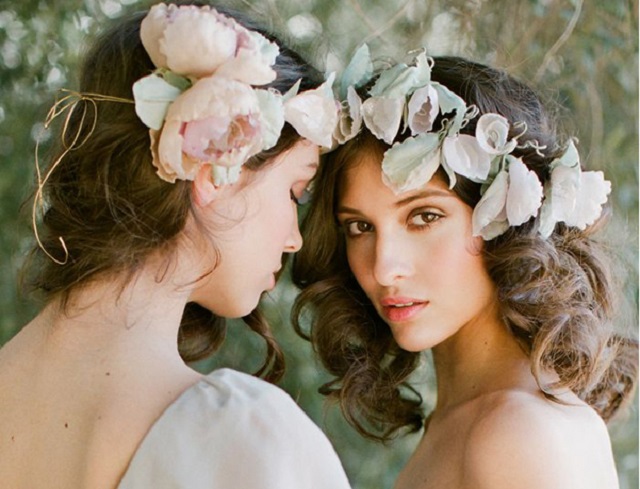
xmin=293 ymin=50 xmax=637 ymax=489
xmin=0 ymin=2 xmax=350 ymax=488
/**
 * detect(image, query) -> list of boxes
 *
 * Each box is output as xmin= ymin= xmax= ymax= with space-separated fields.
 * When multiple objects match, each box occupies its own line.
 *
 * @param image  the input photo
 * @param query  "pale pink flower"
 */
xmin=153 ymin=75 xmax=264 ymax=183
xmin=140 ymin=3 xmax=278 ymax=84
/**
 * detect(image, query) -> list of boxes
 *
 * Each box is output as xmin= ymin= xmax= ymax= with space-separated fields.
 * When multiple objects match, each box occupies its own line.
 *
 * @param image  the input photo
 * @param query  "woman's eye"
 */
xmin=344 ymin=220 xmax=372 ymax=236
xmin=409 ymin=211 xmax=441 ymax=227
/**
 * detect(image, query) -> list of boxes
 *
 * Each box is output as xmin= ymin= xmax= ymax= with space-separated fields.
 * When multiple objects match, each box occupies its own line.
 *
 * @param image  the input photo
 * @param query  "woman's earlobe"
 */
xmin=192 ymin=164 xmax=218 ymax=207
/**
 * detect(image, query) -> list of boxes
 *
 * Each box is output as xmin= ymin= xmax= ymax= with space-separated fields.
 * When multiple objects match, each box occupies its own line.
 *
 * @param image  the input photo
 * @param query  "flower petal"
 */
xmin=140 ymin=3 xmax=173 ymax=69
xmin=505 ymin=156 xmax=543 ymax=226
xmin=565 ymin=171 xmax=611 ymax=229
xmin=215 ymin=27 xmax=279 ymax=85
xmin=381 ymin=133 xmax=441 ymax=194
xmin=475 ymin=113 xmax=517 ymax=155
xmin=155 ymin=75 xmax=263 ymax=181
xmin=362 ymin=96 xmax=404 ymax=145
xmin=284 ymin=73 xmax=338 ymax=148
xmin=407 ymin=84 xmax=439 ymax=135
xmin=442 ymin=134 xmax=492 ymax=183
xmin=472 ymin=169 xmax=509 ymax=239
xmin=334 ymin=85 xmax=363 ymax=144
xmin=432 ymin=82 xmax=468 ymax=135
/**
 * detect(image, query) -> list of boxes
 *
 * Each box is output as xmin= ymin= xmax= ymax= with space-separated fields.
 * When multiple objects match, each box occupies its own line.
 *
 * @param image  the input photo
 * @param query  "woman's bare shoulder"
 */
xmin=461 ymin=389 xmax=618 ymax=489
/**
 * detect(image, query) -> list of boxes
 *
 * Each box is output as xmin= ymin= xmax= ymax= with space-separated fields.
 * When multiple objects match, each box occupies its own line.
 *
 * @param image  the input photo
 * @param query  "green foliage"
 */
xmin=1 ymin=1 xmax=637 ymax=488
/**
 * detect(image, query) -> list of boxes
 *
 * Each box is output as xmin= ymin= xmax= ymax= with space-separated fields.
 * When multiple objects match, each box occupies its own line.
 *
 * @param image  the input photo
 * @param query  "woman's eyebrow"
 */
xmin=337 ymin=189 xmax=455 ymax=215
xmin=335 ymin=204 xmax=363 ymax=215
xmin=394 ymin=189 xmax=454 ymax=208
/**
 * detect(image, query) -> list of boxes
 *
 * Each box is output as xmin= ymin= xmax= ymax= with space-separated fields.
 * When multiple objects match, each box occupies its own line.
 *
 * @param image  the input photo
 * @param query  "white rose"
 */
xmin=476 ymin=113 xmax=517 ymax=155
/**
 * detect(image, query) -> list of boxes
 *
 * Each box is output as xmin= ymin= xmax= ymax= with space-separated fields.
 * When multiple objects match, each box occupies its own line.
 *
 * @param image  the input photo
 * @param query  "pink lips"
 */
xmin=380 ymin=296 xmax=428 ymax=322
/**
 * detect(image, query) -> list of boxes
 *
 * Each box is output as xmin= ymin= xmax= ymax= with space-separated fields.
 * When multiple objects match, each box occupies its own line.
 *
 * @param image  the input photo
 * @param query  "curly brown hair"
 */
xmin=23 ymin=1 xmax=324 ymax=383
xmin=292 ymin=56 xmax=638 ymax=441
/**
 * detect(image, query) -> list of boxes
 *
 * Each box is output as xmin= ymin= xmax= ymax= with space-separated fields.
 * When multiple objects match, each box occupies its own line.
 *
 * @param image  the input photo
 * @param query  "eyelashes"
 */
xmin=340 ymin=209 xmax=444 ymax=237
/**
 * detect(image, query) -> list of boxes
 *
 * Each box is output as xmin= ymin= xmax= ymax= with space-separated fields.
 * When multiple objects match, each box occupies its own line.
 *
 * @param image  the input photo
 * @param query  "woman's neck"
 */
xmin=430 ymin=303 xmax=536 ymax=413
xmin=24 ymin=261 xmax=194 ymax=373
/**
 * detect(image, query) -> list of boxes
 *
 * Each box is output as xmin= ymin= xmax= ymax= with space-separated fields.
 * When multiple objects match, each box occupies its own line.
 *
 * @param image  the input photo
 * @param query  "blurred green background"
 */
xmin=0 ymin=0 xmax=637 ymax=488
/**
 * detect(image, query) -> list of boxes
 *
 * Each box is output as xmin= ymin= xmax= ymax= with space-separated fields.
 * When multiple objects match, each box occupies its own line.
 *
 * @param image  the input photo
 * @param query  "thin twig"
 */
xmin=534 ymin=0 xmax=583 ymax=83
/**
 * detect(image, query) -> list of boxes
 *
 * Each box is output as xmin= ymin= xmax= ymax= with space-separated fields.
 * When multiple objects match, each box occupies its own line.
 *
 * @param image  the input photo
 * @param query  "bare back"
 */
xmin=0 ymin=321 xmax=201 ymax=489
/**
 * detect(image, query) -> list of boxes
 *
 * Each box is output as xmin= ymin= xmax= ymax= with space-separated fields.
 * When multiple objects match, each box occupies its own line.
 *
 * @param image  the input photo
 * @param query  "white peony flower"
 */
xmin=475 ymin=113 xmax=517 ymax=155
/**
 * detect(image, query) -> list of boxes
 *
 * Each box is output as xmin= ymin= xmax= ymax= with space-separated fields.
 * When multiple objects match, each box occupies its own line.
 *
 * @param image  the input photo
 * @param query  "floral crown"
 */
xmin=133 ymin=3 xmax=338 ymax=186
xmin=331 ymin=46 xmax=611 ymax=240
xmin=33 ymin=3 xmax=339 ymax=266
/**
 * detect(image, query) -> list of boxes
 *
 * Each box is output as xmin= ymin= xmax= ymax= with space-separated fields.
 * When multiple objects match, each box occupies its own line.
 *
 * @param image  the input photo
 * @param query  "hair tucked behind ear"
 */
xmin=23 ymin=2 xmax=322 ymax=382
xmin=292 ymin=56 xmax=638 ymax=441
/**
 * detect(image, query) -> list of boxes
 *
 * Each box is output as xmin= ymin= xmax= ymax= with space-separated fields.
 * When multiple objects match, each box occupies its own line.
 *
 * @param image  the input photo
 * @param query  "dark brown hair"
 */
xmin=23 ymin=1 xmax=324 ymax=382
xmin=292 ymin=56 xmax=638 ymax=440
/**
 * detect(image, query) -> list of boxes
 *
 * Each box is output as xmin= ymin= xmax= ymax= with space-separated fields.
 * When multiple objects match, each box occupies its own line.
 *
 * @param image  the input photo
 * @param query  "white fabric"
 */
xmin=117 ymin=368 xmax=351 ymax=489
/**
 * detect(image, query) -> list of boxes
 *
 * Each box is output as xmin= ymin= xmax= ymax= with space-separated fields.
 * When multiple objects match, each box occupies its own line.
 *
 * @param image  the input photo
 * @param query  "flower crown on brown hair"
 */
xmin=332 ymin=45 xmax=611 ymax=240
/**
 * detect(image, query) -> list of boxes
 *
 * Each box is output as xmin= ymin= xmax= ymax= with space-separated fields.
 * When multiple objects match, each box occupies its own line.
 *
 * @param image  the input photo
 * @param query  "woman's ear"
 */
xmin=192 ymin=164 xmax=218 ymax=207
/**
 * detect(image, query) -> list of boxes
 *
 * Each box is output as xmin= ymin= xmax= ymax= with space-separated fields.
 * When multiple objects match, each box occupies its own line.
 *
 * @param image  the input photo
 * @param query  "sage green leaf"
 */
xmin=381 ymin=132 xmax=441 ymax=194
xmin=339 ymin=44 xmax=373 ymax=100
xmin=255 ymin=88 xmax=285 ymax=150
xmin=132 ymin=74 xmax=183 ymax=130
xmin=432 ymin=82 xmax=467 ymax=135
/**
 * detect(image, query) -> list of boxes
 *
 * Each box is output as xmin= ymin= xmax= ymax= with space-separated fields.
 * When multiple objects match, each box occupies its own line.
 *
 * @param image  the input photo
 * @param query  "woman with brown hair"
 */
xmin=0 ymin=2 xmax=350 ymax=488
xmin=292 ymin=50 xmax=637 ymax=488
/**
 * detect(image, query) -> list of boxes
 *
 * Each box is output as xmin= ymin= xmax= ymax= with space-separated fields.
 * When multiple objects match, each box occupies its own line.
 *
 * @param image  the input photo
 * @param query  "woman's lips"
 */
xmin=380 ymin=297 xmax=429 ymax=322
